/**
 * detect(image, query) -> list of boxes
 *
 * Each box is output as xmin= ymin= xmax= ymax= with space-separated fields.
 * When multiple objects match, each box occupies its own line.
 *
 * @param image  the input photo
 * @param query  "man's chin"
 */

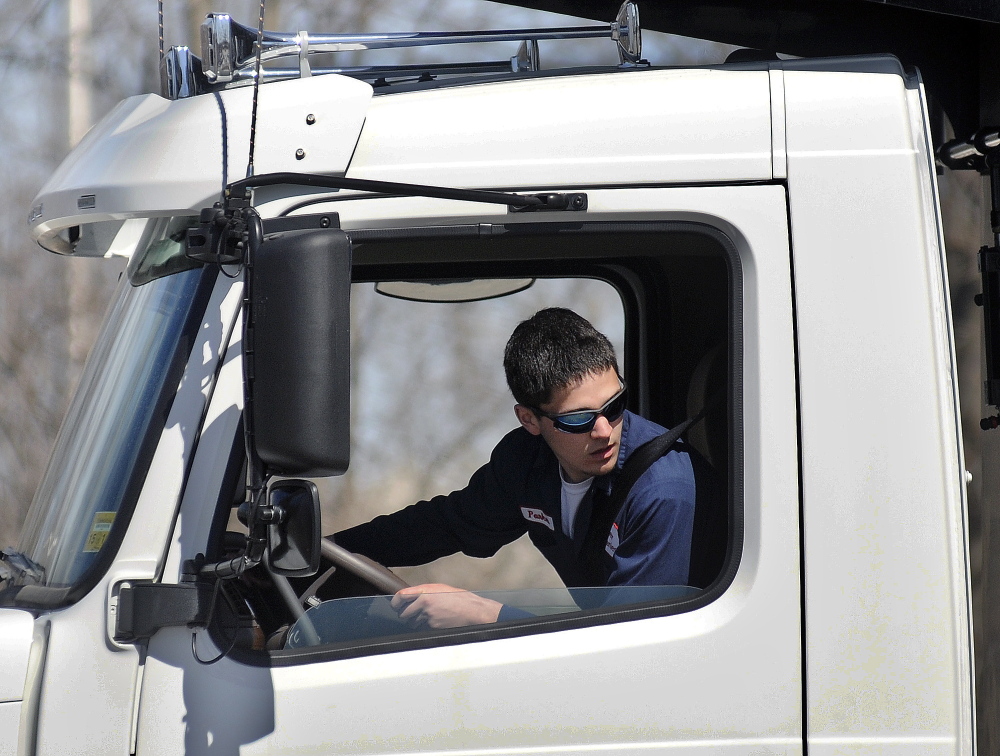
xmin=596 ymin=461 xmax=618 ymax=477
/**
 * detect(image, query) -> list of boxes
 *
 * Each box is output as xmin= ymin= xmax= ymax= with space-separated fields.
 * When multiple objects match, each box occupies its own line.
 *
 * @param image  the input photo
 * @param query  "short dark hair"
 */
xmin=503 ymin=307 xmax=618 ymax=408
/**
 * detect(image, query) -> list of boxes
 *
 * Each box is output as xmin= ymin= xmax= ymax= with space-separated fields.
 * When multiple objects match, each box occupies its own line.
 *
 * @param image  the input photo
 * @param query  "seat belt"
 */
xmin=580 ymin=405 xmax=715 ymax=586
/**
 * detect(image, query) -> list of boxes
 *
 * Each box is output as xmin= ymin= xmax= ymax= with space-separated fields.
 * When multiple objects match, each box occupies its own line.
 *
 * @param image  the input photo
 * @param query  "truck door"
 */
xmin=137 ymin=185 xmax=802 ymax=756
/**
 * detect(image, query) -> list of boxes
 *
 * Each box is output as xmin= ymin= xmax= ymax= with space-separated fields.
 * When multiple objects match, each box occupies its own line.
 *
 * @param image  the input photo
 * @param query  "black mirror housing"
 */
xmin=267 ymin=479 xmax=322 ymax=577
xmin=251 ymin=227 xmax=351 ymax=477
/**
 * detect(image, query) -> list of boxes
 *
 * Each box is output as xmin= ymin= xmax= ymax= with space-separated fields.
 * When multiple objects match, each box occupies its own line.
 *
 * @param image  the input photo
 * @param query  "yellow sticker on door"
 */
xmin=83 ymin=512 xmax=116 ymax=553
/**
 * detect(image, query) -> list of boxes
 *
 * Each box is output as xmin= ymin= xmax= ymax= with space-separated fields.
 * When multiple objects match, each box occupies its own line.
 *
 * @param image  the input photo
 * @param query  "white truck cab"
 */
xmin=0 ymin=2 xmax=994 ymax=755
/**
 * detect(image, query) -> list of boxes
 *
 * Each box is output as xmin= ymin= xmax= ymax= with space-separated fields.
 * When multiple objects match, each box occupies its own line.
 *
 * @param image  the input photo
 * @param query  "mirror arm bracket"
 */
xmin=509 ymin=192 xmax=588 ymax=212
xmin=112 ymin=579 xmax=215 ymax=643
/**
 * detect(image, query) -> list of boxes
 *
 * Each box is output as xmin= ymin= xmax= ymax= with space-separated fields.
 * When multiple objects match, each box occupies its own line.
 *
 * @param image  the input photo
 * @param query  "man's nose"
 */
xmin=591 ymin=415 xmax=613 ymax=439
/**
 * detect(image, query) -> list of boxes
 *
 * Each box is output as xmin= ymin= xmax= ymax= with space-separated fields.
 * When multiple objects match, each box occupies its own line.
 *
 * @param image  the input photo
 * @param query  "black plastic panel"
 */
xmin=251 ymin=229 xmax=352 ymax=477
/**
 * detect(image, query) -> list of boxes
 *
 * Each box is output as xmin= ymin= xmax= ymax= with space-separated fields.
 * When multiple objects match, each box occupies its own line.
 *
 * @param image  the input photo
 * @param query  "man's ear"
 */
xmin=514 ymin=405 xmax=542 ymax=436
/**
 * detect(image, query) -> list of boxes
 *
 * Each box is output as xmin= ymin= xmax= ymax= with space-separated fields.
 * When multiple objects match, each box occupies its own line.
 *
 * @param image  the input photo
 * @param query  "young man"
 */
xmin=332 ymin=307 xmax=700 ymax=628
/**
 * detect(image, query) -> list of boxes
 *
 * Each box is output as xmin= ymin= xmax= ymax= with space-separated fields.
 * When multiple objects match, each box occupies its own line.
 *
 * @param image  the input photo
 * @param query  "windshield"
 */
xmin=127 ymin=216 xmax=201 ymax=285
xmin=6 ymin=263 xmax=216 ymax=604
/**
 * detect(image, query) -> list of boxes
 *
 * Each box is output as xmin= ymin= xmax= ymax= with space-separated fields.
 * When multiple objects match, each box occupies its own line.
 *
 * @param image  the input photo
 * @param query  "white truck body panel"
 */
xmin=347 ymin=69 xmax=775 ymax=188
xmin=782 ymin=71 xmax=973 ymax=754
xmin=0 ymin=609 xmax=33 ymax=756
xmin=0 ymin=609 xmax=33 ymax=702
xmin=7 ymin=52 xmax=976 ymax=756
xmin=29 ymin=75 xmax=373 ymax=250
xmin=0 ymin=703 xmax=20 ymax=756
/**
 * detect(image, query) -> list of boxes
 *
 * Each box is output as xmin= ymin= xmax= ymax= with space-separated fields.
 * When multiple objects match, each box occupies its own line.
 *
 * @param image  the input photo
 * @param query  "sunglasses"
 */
xmin=531 ymin=381 xmax=628 ymax=434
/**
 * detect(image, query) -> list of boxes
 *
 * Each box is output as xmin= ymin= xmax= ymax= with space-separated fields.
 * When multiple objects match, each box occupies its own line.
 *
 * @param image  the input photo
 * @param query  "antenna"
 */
xmin=246 ymin=0 xmax=267 ymax=179
xmin=157 ymin=0 xmax=164 ymax=70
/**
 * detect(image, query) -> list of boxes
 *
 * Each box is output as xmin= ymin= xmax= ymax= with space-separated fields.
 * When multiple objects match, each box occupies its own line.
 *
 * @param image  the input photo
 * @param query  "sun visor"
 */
xmin=29 ymin=74 xmax=373 ymax=256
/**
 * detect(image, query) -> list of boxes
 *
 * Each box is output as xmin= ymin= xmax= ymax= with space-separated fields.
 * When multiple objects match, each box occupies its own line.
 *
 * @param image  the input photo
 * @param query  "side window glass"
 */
xmin=214 ymin=230 xmax=735 ymax=656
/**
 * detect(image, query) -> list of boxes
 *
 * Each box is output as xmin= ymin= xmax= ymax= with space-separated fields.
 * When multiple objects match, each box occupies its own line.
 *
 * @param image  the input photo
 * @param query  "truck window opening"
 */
xmin=204 ymin=224 xmax=739 ymax=658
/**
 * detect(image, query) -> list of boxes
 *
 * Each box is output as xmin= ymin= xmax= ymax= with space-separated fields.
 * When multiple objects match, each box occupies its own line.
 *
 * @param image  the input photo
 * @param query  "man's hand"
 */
xmin=390 ymin=584 xmax=502 ymax=629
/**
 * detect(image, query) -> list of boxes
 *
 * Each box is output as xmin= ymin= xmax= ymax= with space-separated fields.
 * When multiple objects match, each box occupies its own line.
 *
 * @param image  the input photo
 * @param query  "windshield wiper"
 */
xmin=228 ymin=173 xmax=589 ymax=213
xmin=0 ymin=549 xmax=46 ymax=586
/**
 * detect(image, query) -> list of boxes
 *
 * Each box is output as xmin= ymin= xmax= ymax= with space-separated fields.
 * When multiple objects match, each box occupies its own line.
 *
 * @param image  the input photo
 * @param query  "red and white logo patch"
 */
xmin=520 ymin=506 xmax=555 ymax=531
xmin=605 ymin=523 xmax=620 ymax=556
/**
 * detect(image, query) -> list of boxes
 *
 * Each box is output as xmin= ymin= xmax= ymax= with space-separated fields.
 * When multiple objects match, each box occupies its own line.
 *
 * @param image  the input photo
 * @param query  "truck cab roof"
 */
xmin=28 ymin=50 xmax=913 ymax=258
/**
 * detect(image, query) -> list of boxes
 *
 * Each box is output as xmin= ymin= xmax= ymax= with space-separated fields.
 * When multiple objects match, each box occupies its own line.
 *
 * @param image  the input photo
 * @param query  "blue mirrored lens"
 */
xmin=557 ymin=412 xmax=597 ymax=428
xmin=542 ymin=383 xmax=627 ymax=433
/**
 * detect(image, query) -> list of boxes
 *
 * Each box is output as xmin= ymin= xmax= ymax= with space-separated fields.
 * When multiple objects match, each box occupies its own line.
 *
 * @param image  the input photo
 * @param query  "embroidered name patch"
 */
xmin=520 ymin=507 xmax=555 ymax=531
xmin=605 ymin=523 xmax=620 ymax=556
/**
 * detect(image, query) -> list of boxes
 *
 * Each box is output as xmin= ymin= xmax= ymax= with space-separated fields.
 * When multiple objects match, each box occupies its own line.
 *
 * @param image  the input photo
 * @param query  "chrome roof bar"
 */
xmin=198 ymin=2 xmax=640 ymax=85
xmin=244 ymin=59 xmax=530 ymax=83
xmin=226 ymin=40 xmax=542 ymax=86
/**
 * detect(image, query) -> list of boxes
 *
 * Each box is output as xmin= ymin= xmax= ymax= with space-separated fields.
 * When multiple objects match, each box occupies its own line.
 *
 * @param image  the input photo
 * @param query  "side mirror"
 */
xmin=250 ymin=226 xmax=351 ymax=477
xmin=267 ymin=479 xmax=322 ymax=576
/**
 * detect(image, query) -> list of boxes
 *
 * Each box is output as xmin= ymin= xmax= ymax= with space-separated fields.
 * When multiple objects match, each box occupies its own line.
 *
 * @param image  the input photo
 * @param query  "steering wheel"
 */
xmin=316 ymin=538 xmax=409 ymax=594
xmin=266 ymin=539 xmax=408 ymax=645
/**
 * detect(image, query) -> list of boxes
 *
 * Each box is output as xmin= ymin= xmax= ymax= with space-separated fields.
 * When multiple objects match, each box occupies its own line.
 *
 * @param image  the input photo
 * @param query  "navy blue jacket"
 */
xmin=335 ymin=411 xmax=698 ymax=590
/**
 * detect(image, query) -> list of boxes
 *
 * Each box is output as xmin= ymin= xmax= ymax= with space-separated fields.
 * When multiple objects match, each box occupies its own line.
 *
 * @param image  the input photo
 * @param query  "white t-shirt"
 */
xmin=559 ymin=467 xmax=594 ymax=540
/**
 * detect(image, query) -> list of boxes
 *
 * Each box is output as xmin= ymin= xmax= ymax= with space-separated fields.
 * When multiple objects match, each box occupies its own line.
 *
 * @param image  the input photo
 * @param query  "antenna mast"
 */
xmin=246 ymin=0 xmax=267 ymax=179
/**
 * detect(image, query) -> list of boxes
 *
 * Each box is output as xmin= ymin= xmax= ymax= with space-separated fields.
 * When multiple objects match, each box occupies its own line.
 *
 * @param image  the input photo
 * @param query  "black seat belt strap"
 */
xmin=580 ymin=401 xmax=716 ymax=584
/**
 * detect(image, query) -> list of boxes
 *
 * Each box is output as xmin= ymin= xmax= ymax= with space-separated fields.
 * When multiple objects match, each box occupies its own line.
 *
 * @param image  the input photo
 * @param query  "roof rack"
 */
xmin=161 ymin=2 xmax=643 ymax=100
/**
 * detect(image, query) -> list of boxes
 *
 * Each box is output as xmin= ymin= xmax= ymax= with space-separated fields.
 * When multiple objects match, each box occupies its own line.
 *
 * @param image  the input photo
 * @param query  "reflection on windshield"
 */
xmin=285 ymin=586 xmax=699 ymax=649
xmin=127 ymin=216 xmax=201 ymax=286
xmin=14 ymin=266 xmax=213 ymax=594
